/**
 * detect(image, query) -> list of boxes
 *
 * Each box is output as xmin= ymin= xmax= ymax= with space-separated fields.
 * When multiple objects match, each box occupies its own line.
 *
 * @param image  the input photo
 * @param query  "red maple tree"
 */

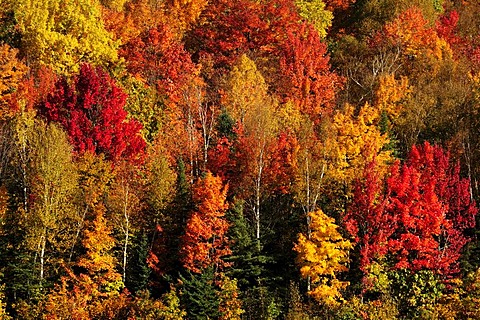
xmin=40 ymin=63 xmax=145 ymax=162
xmin=346 ymin=142 xmax=477 ymax=276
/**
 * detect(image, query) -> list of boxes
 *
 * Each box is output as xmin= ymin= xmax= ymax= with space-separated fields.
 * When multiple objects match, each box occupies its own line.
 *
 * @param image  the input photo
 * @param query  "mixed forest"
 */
xmin=2 ymin=0 xmax=480 ymax=319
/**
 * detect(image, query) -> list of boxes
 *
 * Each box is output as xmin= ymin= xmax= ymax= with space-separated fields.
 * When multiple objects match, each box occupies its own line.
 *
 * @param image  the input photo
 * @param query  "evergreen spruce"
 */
xmin=126 ymin=232 xmax=151 ymax=294
xmin=180 ymin=267 xmax=220 ymax=319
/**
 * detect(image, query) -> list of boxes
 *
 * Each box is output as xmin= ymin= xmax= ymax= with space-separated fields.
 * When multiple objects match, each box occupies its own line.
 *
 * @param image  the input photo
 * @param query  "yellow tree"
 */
xmin=69 ymin=152 xmax=115 ymax=262
xmin=218 ymin=274 xmax=244 ymax=320
xmin=164 ymin=0 xmax=208 ymax=35
xmin=294 ymin=209 xmax=352 ymax=306
xmin=295 ymin=0 xmax=333 ymax=38
xmin=77 ymin=206 xmax=123 ymax=297
xmin=324 ymin=103 xmax=393 ymax=197
xmin=12 ymin=0 xmax=119 ymax=75
xmin=0 ymin=284 xmax=11 ymax=320
xmin=44 ymin=204 xmax=128 ymax=319
xmin=375 ymin=73 xmax=411 ymax=121
xmin=27 ymin=121 xmax=78 ymax=284
xmin=226 ymin=54 xmax=271 ymax=125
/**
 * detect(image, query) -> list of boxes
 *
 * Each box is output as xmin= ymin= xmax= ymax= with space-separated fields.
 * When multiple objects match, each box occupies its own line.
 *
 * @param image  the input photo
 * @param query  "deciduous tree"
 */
xmin=40 ymin=63 xmax=145 ymax=162
xmin=347 ymin=142 xmax=477 ymax=276
xmin=27 ymin=121 xmax=78 ymax=284
xmin=279 ymin=23 xmax=341 ymax=124
xmin=294 ymin=209 xmax=352 ymax=306
xmin=0 ymin=44 xmax=27 ymax=119
xmin=11 ymin=0 xmax=119 ymax=74
xmin=180 ymin=172 xmax=230 ymax=272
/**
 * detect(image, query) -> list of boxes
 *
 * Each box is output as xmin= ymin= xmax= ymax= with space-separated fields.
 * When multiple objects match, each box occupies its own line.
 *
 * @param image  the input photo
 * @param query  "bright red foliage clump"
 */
xmin=40 ymin=63 xmax=145 ymax=162
xmin=346 ymin=142 xmax=477 ymax=276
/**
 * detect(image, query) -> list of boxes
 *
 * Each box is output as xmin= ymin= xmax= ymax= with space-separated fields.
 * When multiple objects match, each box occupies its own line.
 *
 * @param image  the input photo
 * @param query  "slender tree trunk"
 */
xmin=122 ymin=184 xmax=130 ymax=284
xmin=40 ymin=229 xmax=46 ymax=283
xmin=304 ymin=156 xmax=311 ymax=292
xmin=123 ymin=227 xmax=129 ymax=284
xmin=21 ymin=131 xmax=28 ymax=213
xmin=255 ymin=148 xmax=264 ymax=245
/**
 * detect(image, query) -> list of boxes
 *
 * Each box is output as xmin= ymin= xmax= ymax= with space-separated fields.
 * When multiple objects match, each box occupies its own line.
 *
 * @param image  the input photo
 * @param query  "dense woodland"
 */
xmin=2 ymin=0 xmax=480 ymax=319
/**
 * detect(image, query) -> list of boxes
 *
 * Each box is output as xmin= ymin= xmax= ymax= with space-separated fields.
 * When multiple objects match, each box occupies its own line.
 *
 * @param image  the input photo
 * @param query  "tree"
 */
xmin=120 ymin=23 xmax=197 ymax=106
xmin=107 ymin=161 xmax=145 ymax=284
xmin=224 ymin=55 xmax=279 ymax=243
xmin=0 ymin=284 xmax=11 ymax=320
xmin=295 ymin=0 xmax=333 ymax=38
xmin=121 ymin=76 xmax=163 ymax=142
xmin=0 ymin=44 xmax=27 ymax=120
xmin=185 ymin=0 xmax=267 ymax=69
xmin=40 ymin=63 xmax=145 ymax=162
xmin=40 ymin=152 xmax=127 ymax=318
xmin=180 ymin=172 xmax=230 ymax=273
xmin=226 ymin=54 xmax=270 ymax=125
xmin=70 ymin=152 xmax=115 ymax=264
xmin=11 ymin=0 xmax=119 ymax=75
xmin=224 ymin=201 xmax=269 ymax=291
xmin=163 ymin=0 xmax=208 ymax=35
xmin=128 ymin=286 xmax=186 ymax=320
xmin=26 ymin=121 xmax=78 ymax=285
xmin=323 ymin=103 xmax=393 ymax=202
xmin=180 ymin=267 xmax=220 ymax=319
xmin=344 ymin=159 xmax=394 ymax=272
xmin=125 ymin=232 xmax=151 ymax=293
xmin=43 ymin=206 xmax=129 ymax=319
xmin=218 ymin=274 xmax=244 ymax=320
xmin=279 ymin=23 xmax=341 ymax=124
xmin=77 ymin=207 xmax=123 ymax=295
xmin=347 ymin=142 xmax=477 ymax=276
xmin=147 ymin=158 xmax=190 ymax=279
xmin=294 ymin=209 xmax=352 ymax=306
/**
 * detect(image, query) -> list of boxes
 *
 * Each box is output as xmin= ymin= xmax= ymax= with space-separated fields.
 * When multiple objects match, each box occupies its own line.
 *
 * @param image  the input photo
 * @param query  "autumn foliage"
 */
xmin=295 ymin=209 xmax=352 ymax=306
xmin=39 ymin=64 xmax=145 ymax=162
xmin=2 ymin=0 xmax=480 ymax=319
xmin=347 ymin=142 xmax=477 ymax=276
xmin=180 ymin=172 xmax=231 ymax=273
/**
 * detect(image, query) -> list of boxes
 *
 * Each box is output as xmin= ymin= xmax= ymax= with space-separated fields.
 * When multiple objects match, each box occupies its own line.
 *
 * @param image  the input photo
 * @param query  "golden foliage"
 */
xmin=0 ymin=44 xmax=28 ymax=119
xmin=375 ymin=73 xmax=411 ymax=120
xmin=295 ymin=0 xmax=333 ymax=38
xmin=226 ymin=54 xmax=272 ymax=125
xmin=325 ymin=103 xmax=392 ymax=189
xmin=218 ymin=275 xmax=244 ymax=320
xmin=12 ymin=0 xmax=119 ymax=75
xmin=294 ymin=209 xmax=352 ymax=306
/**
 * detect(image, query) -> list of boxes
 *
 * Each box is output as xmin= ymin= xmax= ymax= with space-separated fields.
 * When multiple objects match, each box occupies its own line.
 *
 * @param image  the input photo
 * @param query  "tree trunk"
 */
xmin=122 ymin=184 xmax=130 ymax=284
xmin=40 ymin=229 xmax=46 ymax=283
xmin=255 ymin=148 xmax=264 ymax=246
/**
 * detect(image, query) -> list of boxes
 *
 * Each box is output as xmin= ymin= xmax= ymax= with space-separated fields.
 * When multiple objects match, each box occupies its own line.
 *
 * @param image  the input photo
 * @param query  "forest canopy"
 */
xmin=1 ymin=0 xmax=480 ymax=319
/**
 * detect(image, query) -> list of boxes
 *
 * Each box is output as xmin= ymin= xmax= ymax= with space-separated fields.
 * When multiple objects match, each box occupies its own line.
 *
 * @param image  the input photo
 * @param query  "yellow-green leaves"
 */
xmin=295 ymin=0 xmax=333 ymax=38
xmin=226 ymin=54 xmax=272 ymax=125
xmin=13 ymin=0 xmax=119 ymax=75
xmin=325 ymin=103 xmax=392 ymax=189
xmin=294 ymin=209 xmax=352 ymax=306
